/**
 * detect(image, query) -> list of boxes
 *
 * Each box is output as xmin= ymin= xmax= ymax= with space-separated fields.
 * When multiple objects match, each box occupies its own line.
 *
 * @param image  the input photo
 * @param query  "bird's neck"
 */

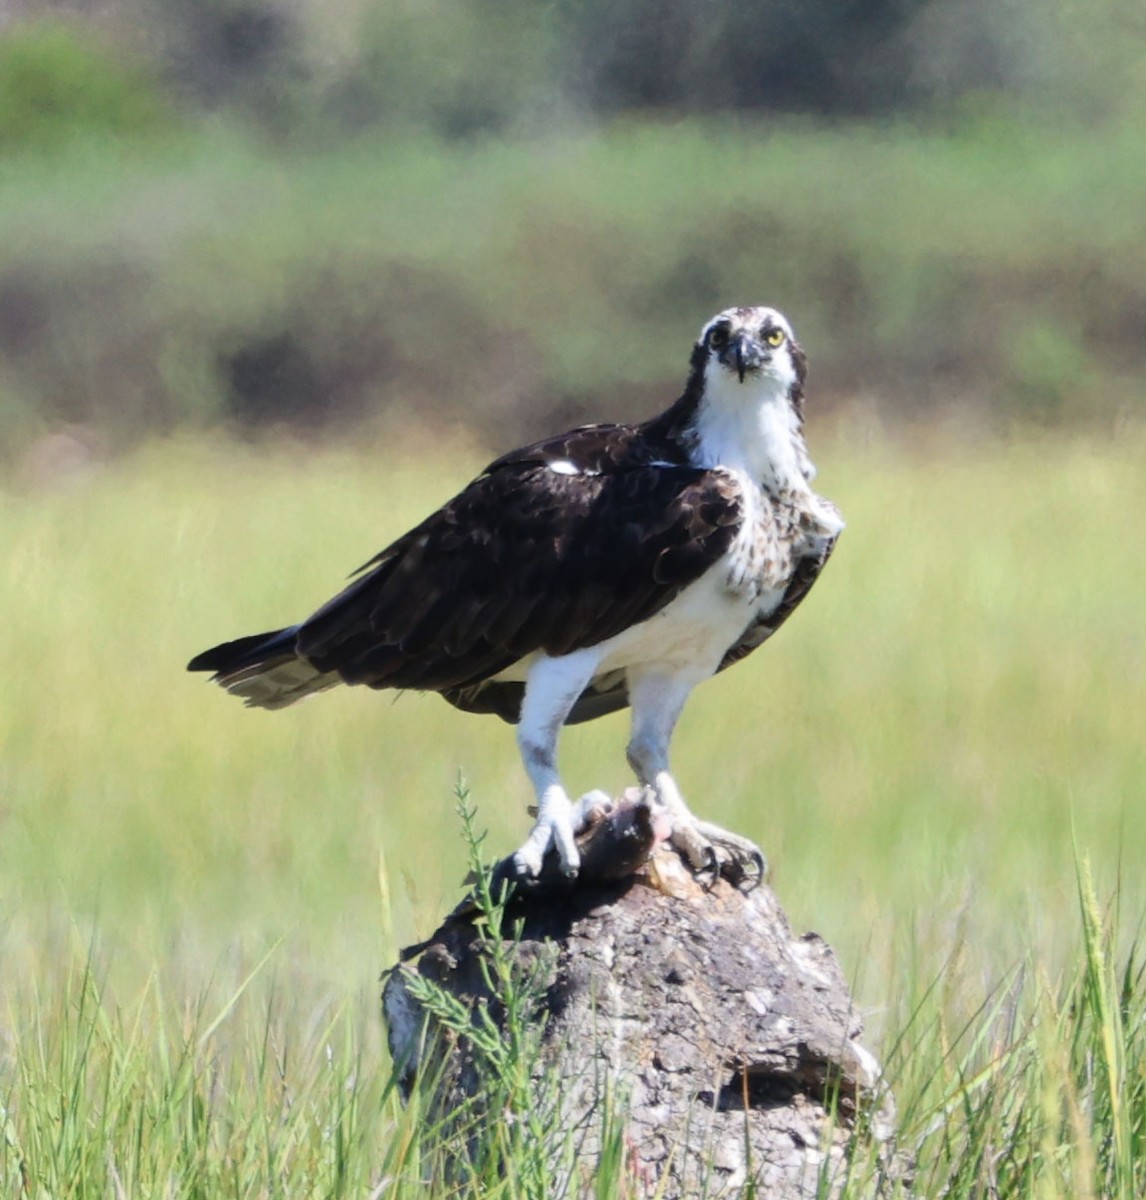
xmin=685 ymin=371 xmax=812 ymax=495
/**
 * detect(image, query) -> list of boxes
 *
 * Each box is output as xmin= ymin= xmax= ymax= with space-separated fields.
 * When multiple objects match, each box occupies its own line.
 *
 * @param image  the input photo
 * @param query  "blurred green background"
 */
xmin=1 ymin=0 xmax=1144 ymax=1158
xmin=0 ymin=0 xmax=1143 ymax=463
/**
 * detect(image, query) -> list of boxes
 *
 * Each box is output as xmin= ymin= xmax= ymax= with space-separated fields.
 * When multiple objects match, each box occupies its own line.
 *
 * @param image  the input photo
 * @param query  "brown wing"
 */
xmin=294 ymin=425 xmax=745 ymax=702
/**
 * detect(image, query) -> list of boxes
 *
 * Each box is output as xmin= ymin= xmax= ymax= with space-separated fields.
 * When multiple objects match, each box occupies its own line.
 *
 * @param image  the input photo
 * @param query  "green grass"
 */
xmin=1 ymin=430 xmax=1144 ymax=1194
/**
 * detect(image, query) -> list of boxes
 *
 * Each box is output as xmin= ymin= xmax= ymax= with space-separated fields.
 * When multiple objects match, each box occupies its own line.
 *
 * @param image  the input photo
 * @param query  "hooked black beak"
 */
xmin=729 ymin=332 xmax=767 ymax=382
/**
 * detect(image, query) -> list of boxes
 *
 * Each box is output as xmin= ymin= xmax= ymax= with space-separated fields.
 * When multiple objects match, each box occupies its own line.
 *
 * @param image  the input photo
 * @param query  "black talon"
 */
xmin=721 ymin=846 xmax=767 ymax=892
xmin=747 ymin=847 xmax=767 ymax=888
xmin=697 ymin=844 xmax=720 ymax=889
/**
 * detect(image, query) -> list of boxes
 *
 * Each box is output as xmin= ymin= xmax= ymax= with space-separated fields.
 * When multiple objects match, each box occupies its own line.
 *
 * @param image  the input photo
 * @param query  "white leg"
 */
xmin=624 ymin=668 xmax=694 ymax=819
xmin=513 ymin=648 xmax=603 ymax=878
xmin=626 ymin=665 xmax=766 ymax=886
xmin=624 ymin=668 xmax=713 ymax=868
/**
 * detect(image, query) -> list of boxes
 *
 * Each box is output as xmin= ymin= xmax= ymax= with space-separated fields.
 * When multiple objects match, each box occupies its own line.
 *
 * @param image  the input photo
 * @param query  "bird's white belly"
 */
xmin=596 ymin=563 xmax=782 ymax=675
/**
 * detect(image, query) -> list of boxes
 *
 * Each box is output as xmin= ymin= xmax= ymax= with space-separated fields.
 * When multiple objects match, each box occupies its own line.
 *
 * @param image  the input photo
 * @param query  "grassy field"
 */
xmin=1 ymin=429 xmax=1144 ymax=1194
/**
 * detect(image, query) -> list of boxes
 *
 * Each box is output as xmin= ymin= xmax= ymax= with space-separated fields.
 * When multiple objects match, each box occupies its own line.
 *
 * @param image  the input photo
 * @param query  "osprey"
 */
xmin=189 ymin=306 xmax=843 ymax=883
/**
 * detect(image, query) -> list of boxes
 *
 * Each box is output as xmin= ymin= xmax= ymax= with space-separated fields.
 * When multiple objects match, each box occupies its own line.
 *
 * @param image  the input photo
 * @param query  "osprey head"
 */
xmin=693 ymin=306 xmax=805 ymax=397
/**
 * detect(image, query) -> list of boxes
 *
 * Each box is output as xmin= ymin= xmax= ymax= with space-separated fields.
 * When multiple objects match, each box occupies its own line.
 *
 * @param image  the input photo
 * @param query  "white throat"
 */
xmin=688 ymin=365 xmax=810 ymax=495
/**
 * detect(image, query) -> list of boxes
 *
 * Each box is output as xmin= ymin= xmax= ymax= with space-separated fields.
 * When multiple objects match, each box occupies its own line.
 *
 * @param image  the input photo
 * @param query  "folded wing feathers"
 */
xmin=192 ymin=424 xmax=751 ymax=719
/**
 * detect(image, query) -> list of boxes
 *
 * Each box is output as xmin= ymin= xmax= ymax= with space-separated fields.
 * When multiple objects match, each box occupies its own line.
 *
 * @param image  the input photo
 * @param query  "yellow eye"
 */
xmin=764 ymin=328 xmax=786 ymax=347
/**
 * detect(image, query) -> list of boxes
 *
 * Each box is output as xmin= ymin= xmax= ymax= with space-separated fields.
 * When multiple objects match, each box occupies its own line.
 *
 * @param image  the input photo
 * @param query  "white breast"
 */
xmin=590 ymin=555 xmax=786 ymax=678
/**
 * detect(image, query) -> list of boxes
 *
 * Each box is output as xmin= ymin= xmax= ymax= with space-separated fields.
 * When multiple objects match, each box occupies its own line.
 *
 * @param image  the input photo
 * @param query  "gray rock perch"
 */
xmin=383 ymin=793 xmax=897 ymax=1197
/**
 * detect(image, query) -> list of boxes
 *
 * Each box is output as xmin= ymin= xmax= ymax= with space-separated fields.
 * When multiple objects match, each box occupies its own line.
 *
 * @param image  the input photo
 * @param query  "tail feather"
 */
xmin=187 ymin=628 xmax=294 ymax=674
xmin=188 ymin=626 xmax=342 ymax=709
